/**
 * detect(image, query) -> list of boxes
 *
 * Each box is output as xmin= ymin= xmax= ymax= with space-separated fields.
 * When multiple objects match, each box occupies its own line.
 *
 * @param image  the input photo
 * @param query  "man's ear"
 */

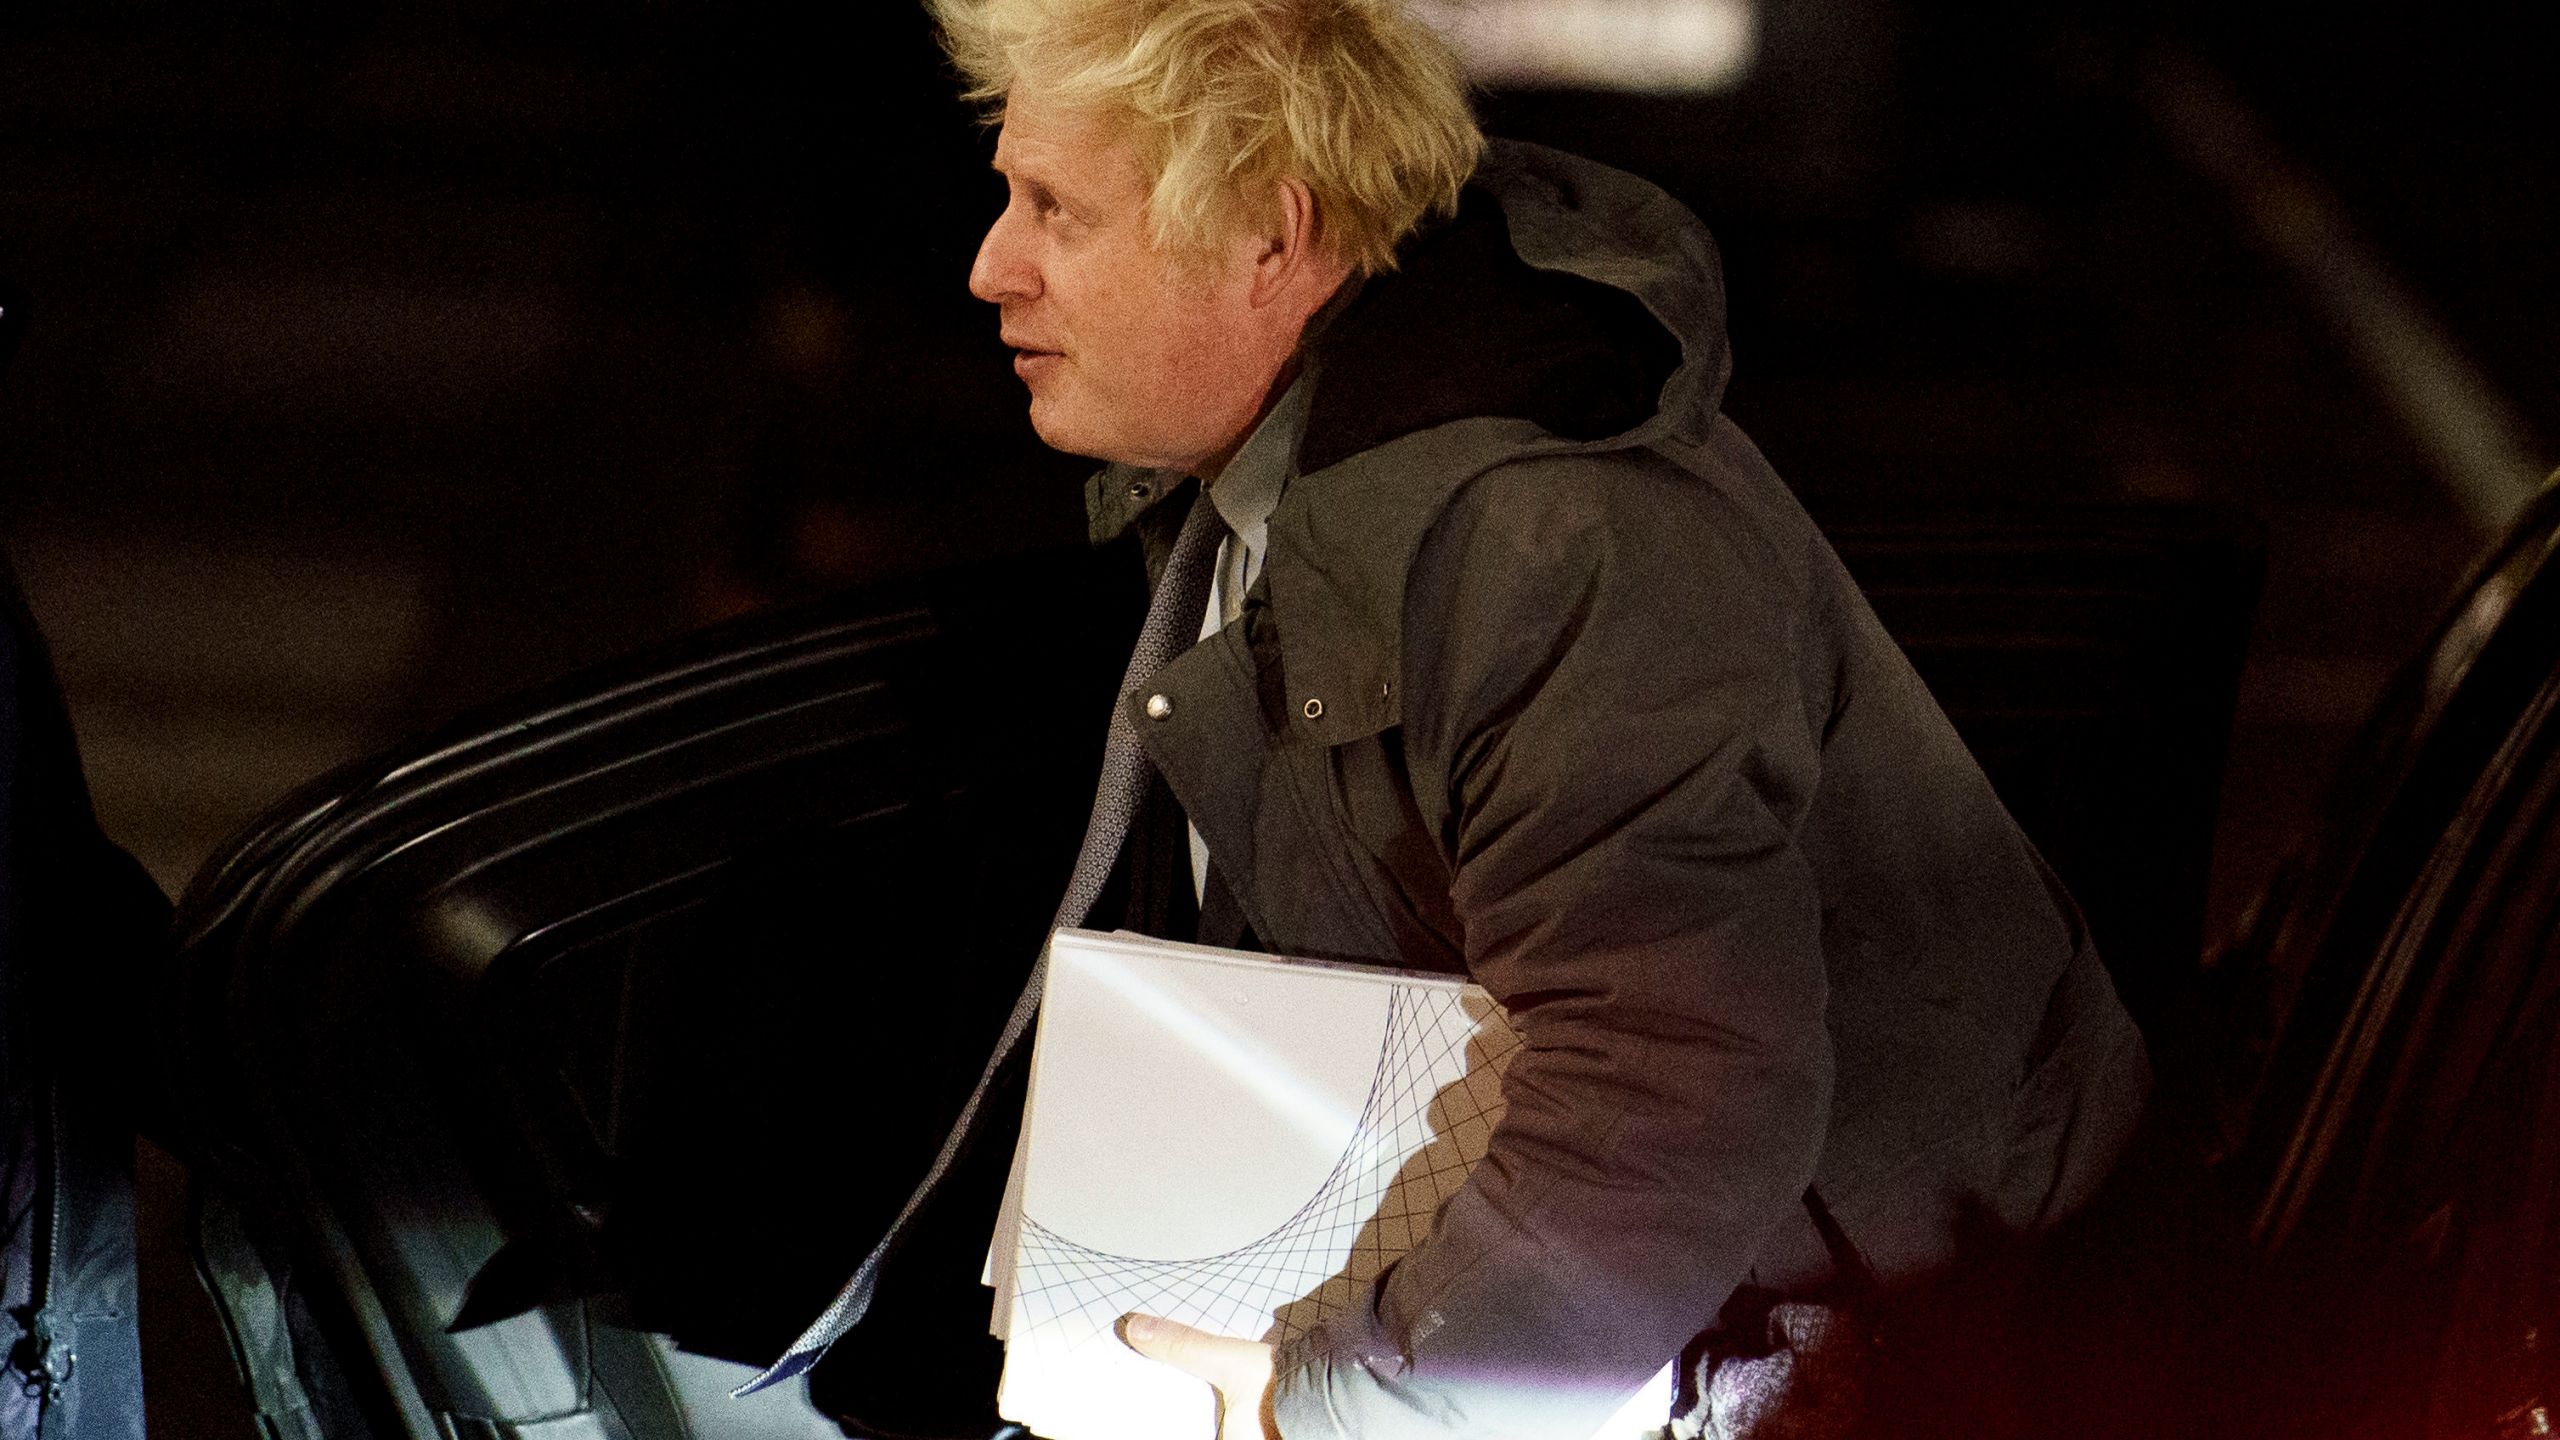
xmin=1247 ymin=177 xmax=1337 ymax=308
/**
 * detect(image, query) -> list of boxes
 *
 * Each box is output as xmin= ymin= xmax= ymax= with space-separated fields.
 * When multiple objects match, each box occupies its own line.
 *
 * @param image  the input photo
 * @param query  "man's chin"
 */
xmin=1024 ymin=397 xmax=1195 ymax=471
xmin=1025 ymin=401 xmax=1120 ymax=465
xmin=1024 ymin=401 xmax=1082 ymax=456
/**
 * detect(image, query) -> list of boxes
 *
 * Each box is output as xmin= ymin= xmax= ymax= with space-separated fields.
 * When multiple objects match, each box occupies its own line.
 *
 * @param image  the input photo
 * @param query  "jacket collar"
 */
xmin=1086 ymin=139 xmax=1730 ymax=746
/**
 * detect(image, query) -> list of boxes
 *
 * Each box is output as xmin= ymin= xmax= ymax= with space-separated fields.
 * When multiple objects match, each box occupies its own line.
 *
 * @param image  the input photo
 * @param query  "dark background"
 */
xmin=1 ymin=0 xmax=2553 ymax=1432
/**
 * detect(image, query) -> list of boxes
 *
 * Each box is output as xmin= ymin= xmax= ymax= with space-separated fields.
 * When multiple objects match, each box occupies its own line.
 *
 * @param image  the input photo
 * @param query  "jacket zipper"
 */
xmin=14 ymin=1076 xmax=71 ymax=1420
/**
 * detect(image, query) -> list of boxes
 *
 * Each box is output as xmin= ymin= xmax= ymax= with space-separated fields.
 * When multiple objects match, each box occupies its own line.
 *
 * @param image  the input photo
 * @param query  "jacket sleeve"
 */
xmin=1268 ymin=456 xmax=1835 ymax=1439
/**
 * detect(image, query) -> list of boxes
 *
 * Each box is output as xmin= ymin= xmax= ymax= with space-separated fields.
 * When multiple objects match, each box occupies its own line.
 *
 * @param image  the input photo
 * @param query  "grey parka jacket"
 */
xmin=1087 ymin=141 xmax=2149 ymax=1439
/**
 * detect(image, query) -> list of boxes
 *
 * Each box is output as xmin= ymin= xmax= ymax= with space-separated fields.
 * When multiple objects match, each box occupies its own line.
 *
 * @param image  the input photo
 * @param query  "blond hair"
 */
xmin=932 ymin=0 xmax=1482 ymax=276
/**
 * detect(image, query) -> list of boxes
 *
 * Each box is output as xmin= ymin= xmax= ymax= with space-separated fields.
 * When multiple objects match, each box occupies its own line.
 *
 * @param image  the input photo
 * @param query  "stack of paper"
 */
xmin=986 ymin=928 xmax=1673 ymax=1440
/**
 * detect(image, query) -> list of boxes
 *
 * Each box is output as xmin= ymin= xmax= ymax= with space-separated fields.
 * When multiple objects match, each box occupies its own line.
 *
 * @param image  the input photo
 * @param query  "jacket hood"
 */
xmin=1302 ymin=139 xmax=1725 ymax=471
xmin=1089 ymin=140 xmax=1732 ymax=533
xmin=1088 ymin=140 xmax=1736 ymax=746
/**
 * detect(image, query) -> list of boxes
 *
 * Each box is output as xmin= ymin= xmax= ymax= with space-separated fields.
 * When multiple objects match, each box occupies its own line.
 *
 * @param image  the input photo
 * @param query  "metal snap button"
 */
xmin=1128 ymin=479 xmax=1154 ymax=502
xmin=1303 ymin=697 xmax=1325 ymax=720
xmin=1145 ymin=693 xmax=1175 ymax=721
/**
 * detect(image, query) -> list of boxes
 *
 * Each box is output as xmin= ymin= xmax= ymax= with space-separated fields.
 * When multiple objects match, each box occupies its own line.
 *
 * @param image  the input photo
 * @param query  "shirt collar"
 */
xmin=1204 ymin=365 xmax=1311 ymax=552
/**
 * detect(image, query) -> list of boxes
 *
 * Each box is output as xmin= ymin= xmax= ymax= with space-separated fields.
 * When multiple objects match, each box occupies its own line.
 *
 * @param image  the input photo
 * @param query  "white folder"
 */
xmin=985 ymin=928 xmax=1673 ymax=1440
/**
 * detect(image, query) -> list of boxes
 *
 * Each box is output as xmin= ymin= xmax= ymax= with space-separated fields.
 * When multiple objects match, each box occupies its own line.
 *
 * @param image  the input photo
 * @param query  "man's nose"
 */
xmin=968 ymin=207 xmax=1038 ymax=305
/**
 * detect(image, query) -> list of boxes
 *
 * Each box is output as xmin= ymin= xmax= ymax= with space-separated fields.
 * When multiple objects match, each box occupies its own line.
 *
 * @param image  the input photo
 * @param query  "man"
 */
xmin=795 ymin=0 xmax=2150 ymax=1433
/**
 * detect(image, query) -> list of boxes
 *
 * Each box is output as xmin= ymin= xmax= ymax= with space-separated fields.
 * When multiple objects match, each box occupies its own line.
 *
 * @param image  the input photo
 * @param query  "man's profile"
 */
xmin=776 ymin=0 xmax=2155 ymax=1434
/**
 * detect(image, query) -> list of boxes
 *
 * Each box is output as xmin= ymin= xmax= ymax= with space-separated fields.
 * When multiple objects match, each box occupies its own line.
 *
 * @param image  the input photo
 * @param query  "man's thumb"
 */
xmin=1118 ymin=1313 xmax=1242 ymax=1380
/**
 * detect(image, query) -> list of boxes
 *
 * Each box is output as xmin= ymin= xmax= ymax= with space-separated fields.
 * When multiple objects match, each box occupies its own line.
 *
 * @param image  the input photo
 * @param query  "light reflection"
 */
xmin=2428 ymin=567 xmax=2520 ymax=706
xmin=1413 ymin=0 xmax=1758 ymax=94
xmin=1070 ymin=947 xmax=1367 ymax=1150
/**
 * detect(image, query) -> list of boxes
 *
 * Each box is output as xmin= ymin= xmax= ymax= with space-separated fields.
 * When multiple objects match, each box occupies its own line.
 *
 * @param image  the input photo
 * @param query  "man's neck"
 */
xmin=1193 ymin=354 xmax=1304 ymax=486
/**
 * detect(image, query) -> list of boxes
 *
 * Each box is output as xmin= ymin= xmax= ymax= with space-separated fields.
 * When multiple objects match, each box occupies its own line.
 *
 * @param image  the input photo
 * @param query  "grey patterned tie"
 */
xmin=740 ymin=486 xmax=1228 ymax=1396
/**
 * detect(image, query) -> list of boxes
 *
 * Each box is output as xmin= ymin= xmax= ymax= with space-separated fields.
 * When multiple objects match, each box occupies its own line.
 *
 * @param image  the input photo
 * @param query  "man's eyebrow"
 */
xmin=989 ymin=158 xmax=1051 ymax=198
xmin=996 ymin=170 xmax=1064 ymax=210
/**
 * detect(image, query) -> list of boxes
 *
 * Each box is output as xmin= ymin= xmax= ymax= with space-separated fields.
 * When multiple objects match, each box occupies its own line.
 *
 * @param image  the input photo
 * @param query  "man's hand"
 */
xmin=1118 ymin=1313 xmax=1278 ymax=1440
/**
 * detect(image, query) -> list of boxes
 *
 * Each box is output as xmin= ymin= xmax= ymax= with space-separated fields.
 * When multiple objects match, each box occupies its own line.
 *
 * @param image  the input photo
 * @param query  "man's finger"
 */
xmin=1117 ymin=1313 xmax=1270 ymax=1389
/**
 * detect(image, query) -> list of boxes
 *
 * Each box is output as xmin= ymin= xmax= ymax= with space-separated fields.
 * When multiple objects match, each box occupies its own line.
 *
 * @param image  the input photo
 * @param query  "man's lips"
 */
xmin=1010 ymin=346 xmax=1062 ymax=380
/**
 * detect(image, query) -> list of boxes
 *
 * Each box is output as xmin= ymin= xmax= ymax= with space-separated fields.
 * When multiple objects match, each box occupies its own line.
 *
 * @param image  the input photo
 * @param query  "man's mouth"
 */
xmin=1010 ymin=346 xmax=1062 ymax=380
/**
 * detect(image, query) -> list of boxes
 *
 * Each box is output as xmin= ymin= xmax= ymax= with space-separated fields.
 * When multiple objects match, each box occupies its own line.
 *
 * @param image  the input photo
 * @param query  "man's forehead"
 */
xmin=991 ymin=96 xmax=1136 ymax=179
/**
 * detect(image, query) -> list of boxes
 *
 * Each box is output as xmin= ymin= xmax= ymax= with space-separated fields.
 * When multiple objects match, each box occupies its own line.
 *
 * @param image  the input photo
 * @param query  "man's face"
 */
xmin=969 ymin=96 xmax=1282 ymax=474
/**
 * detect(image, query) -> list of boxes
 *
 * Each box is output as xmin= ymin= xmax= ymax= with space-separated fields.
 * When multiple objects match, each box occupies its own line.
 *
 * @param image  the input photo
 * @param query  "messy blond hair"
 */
xmin=931 ymin=0 xmax=1482 ymax=276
